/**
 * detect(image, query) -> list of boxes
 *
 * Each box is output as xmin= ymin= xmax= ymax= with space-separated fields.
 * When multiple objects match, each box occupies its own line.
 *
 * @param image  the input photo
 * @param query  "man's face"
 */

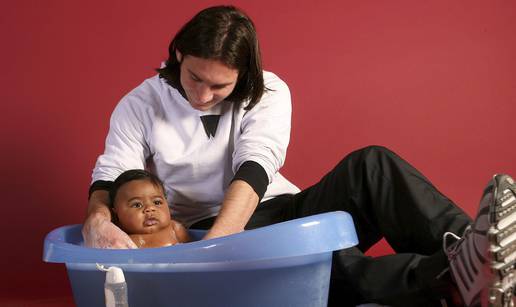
xmin=177 ymin=52 xmax=239 ymax=111
xmin=113 ymin=180 xmax=172 ymax=235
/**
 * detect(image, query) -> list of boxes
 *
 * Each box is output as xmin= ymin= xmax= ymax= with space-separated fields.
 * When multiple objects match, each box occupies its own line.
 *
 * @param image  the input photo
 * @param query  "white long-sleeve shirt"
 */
xmin=92 ymin=71 xmax=300 ymax=227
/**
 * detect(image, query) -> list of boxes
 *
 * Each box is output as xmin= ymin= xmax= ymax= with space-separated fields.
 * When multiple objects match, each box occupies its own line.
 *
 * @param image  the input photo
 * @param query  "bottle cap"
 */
xmin=106 ymin=266 xmax=125 ymax=284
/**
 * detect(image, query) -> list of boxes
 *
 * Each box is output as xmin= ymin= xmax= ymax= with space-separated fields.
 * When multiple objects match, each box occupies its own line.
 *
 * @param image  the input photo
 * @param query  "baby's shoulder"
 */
xmin=171 ymin=219 xmax=191 ymax=243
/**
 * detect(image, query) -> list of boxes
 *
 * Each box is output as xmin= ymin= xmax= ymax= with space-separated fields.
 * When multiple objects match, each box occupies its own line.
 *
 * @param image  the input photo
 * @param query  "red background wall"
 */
xmin=1 ymin=0 xmax=515 ymax=303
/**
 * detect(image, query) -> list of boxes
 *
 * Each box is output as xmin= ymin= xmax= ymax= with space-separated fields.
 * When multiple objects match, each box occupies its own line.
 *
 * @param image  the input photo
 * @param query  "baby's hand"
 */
xmin=82 ymin=213 xmax=137 ymax=249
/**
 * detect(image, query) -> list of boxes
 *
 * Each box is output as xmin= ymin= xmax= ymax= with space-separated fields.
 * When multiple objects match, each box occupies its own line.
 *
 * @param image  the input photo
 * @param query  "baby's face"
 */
xmin=113 ymin=179 xmax=172 ymax=235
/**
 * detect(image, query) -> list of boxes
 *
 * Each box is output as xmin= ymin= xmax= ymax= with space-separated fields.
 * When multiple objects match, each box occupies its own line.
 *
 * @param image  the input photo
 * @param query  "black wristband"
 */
xmin=232 ymin=161 xmax=269 ymax=200
xmin=88 ymin=180 xmax=113 ymax=199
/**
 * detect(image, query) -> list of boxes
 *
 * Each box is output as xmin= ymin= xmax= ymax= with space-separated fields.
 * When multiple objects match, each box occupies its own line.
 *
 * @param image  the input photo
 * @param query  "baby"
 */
xmin=109 ymin=169 xmax=190 ymax=248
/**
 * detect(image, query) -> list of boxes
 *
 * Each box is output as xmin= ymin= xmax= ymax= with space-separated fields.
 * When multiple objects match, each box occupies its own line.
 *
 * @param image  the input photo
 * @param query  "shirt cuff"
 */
xmin=88 ymin=180 xmax=114 ymax=199
xmin=232 ymin=161 xmax=269 ymax=200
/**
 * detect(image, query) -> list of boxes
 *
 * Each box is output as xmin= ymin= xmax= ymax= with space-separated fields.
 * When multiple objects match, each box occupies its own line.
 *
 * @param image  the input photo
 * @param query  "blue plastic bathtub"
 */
xmin=43 ymin=211 xmax=358 ymax=307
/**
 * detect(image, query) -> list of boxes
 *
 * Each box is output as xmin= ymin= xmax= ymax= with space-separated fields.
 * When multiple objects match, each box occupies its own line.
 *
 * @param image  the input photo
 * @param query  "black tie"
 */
xmin=200 ymin=115 xmax=220 ymax=138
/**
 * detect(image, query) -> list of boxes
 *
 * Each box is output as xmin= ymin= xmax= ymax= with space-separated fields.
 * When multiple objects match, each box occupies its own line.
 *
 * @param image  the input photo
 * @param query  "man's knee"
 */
xmin=351 ymin=145 xmax=396 ymax=161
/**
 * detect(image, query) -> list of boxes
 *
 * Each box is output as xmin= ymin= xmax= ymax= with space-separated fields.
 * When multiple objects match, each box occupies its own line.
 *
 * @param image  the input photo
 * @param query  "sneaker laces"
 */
xmin=442 ymin=226 xmax=472 ymax=258
xmin=436 ymin=229 xmax=470 ymax=280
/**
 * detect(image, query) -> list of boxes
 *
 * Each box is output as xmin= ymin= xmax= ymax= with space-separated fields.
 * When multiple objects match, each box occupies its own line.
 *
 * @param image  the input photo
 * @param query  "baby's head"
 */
xmin=110 ymin=169 xmax=172 ymax=235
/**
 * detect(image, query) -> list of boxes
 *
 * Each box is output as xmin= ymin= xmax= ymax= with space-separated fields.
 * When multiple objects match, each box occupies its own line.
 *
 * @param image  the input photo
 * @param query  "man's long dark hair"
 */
xmin=157 ymin=5 xmax=265 ymax=110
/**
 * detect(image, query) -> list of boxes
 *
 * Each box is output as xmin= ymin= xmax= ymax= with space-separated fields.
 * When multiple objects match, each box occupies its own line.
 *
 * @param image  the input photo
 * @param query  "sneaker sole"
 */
xmin=487 ymin=175 xmax=516 ymax=307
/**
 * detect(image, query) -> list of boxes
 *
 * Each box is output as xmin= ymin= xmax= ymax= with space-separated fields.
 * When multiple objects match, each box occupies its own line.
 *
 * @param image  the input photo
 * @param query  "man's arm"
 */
xmin=84 ymin=85 xmax=153 ymax=248
xmin=82 ymin=190 xmax=137 ymax=249
xmin=87 ymin=189 xmax=112 ymax=219
xmin=203 ymin=180 xmax=259 ymax=240
xmin=206 ymin=74 xmax=293 ymax=239
xmin=202 ymin=75 xmax=293 ymax=240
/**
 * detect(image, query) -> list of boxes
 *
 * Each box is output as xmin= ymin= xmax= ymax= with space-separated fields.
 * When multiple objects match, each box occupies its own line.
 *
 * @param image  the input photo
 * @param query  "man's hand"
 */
xmin=82 ymin=212 xmax=137 ymax=249
xmin=83 ymin=190 xmax=137 ymax=249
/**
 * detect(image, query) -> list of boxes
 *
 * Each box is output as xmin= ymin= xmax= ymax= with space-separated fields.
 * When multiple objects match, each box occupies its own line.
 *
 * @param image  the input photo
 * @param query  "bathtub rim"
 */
xmin=43 ymin=211 xmax=358 ymax=264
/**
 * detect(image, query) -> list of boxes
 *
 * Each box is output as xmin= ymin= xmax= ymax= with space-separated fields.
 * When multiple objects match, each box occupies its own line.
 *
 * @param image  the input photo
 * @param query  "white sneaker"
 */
xmin=445 ymin=174 xmax=516 ymax=306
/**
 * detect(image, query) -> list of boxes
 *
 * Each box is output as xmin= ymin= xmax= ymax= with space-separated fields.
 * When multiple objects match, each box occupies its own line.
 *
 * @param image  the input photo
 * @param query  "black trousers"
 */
xmin=192 ymin=146 xmax=472 ymax=306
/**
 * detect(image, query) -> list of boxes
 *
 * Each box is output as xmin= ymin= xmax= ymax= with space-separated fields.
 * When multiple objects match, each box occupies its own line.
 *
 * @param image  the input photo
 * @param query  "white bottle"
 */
xmin=104 ymin=266 xmax=129 ymax=307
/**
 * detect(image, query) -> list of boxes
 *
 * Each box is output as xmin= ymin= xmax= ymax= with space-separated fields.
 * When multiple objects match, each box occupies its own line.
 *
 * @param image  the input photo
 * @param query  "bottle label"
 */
xmin=105 ymin=288 xmax=116 ymax=307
